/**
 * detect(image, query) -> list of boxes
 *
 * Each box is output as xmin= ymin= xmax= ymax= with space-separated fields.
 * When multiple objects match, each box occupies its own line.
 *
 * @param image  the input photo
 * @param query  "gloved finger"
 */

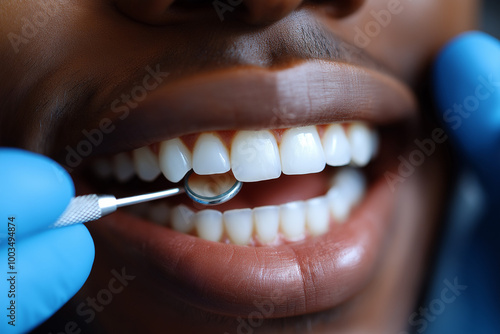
xmin=433 ymin=31 xmax=500 ymax=194
xmin=0 ymin=148 xmax=74 ymax=239
xmin=0 ymin=224 xmax=94 ymax=334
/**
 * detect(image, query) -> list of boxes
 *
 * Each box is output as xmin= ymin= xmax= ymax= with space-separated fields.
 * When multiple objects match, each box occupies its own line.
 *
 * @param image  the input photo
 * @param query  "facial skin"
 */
xmin=0 ymin=0 xmax=478 ymax=333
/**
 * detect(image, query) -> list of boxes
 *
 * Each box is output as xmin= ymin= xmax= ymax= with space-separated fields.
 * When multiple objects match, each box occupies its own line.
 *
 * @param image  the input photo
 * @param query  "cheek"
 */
xmin=322 ymin=0 xmax=478 ymax=83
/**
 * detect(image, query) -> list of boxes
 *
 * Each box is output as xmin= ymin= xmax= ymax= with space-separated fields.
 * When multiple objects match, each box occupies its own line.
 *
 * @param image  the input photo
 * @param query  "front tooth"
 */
xmin=170 ymin=205 xmax=195 ymax=233
xmin=322 ymin=124 xmax=351 ymax=166
xmin=306 ymin=197 xmax=330 ymax=236
xmin=159 ymin=138 xmax=192 ymax=183
xmin=113 ymin=152 xmax=135 ymax=182
xmin=231 ymin=131 xmax=281 ymax=182
xmin=194 ymin=209 xmax=223 ymax=242
xmin=223 ymin=209 xmax=253 ymax=245
xmin=280 ymin=126 xmax=326 ymax=175
xmin=253 ymin=206 xmax=280 ymax=244
xmin=280 ymin=201 xmax=306 ymax=240
xmin=193 ymin=133 xmax=230 ymax=175
xmin=347 ymin=123 xmax=373 ymax=166
xmin=132 ymin=146 xmax=161 ymax=182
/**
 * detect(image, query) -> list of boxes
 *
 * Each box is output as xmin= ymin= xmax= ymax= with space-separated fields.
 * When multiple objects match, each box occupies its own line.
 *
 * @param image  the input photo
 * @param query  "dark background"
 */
xmin=482 ymin=0 xmax=500 ymax=38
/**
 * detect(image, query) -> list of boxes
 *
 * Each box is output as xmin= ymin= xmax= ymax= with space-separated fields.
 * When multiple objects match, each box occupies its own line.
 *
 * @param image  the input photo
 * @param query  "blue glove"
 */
xmin=0 ymin=148 xmax=95 ymax=334
xmin=434 ymin=31 xmax=500 ymax=200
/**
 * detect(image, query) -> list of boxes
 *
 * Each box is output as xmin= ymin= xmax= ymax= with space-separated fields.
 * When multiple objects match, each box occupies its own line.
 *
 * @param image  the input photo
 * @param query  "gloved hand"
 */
xmin=0 ymin=148 xmax=94 ymax=334
xmin=433 ymin=31 xmax=500 ymax=201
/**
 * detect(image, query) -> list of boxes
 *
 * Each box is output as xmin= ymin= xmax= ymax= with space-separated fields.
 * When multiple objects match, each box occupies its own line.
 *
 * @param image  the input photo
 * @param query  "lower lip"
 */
xmin=88 ymin=172 xmax=395 ymax=318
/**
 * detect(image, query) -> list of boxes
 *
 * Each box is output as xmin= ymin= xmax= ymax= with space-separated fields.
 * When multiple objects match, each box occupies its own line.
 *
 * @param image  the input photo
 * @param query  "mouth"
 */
xmin=70 ymin=56 xmax=417 ymax=319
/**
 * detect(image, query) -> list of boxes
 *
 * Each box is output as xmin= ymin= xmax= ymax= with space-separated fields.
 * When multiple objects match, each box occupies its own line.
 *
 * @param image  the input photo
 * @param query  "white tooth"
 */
xmin=170 ymin=205 xmax=195 ymax=233
xmin=322 ymin=124 xmax=351 ymax=166
xmin=113 ymin=152 xmax=135 ymax=182
xmin=332 ymin=168 xmax=367 ymax=206
xmin=147 ymin=203 xmax=170 ymax=226
xmin=223 ymin=209 xmax=253 ymax=245
xmin=306 ymin=197 xmax=330 ymax=236
xmin=231 ymin=131 xmax=281 ymax=182
xmin=280 ymin=201 xmax=306 ymax=240
xmin=91 ymin=159 xmax=113 ymax=179
xmin=347 ymin=123 xmax=373 ymax=167
xmin=159 ymin=138 xmax=192 ymax=183
xmin=193 ymin=133 xmax=230 ymax=175
xmin=280 ymin=126 xmax=326 ymax=175
xmin=253 ymin=206 xmax=280 ymax=244
xmin=132 ymin=146 xmax=161 ymax=182
xmin=194 ymin=209 xmax=223 ymax=242
xmin=327 ymin=187 xmax=351 ymax=223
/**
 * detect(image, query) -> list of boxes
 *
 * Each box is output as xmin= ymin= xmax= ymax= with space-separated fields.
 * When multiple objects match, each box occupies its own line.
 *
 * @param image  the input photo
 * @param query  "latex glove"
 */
xmin=433 ymin=31 xmax=500 ymax=201
xmin=0 ymin=148 xmax=94 ymax=334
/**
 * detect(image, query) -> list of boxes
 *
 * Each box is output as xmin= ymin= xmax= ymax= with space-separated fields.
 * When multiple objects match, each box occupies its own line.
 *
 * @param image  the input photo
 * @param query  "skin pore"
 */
xmin=0 ymin=0 xmax=478 ymax=333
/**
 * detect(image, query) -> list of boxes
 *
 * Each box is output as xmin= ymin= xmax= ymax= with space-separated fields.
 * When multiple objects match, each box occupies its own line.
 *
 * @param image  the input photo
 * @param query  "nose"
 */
xmin=113 ymin=0 xmax=365 ymax=25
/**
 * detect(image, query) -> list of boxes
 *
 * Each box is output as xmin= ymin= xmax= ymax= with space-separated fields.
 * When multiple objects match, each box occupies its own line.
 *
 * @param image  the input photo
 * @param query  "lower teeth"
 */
xmin=128 ymin=167 xmax=366 ymax=246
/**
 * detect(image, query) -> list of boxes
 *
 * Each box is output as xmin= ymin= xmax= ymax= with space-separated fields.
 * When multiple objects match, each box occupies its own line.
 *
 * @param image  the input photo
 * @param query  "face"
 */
xmin=0 ymin=0 xmax=478 ymax=332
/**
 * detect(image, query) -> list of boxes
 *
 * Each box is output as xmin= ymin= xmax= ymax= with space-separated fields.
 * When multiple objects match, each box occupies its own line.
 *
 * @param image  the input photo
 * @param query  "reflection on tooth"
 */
xmin=113 ymin=152 xmax=135 ymax=182
xmin=223 ymin=209 xmax=253 ymax=245
xmin=231 ymin=131 xmax=281 ymax=182
xmin=280 ymin=201 xmax=306 ymax=240
xmin=347 ymin=123 xmax=373 ymax=166
xmin=133 ymin=146 xmax=161 ymax=182
xmin=306 ymin=197 xmax=330 ymax=236
xmin=327 ymin=187 xmax=351 ymax=223
xmin=193 ymin=133 xmax=230 ymax=175
xmin=254 ymin=206 xmax=279 ymax=244
xmin=171 ymin=205 xmax=195 ymax=233
xmin=147 ymin=203 xmax=170 ymax=226
xmin=333 ymin=168 xmax=367 ymax=206
xmin=194 ymin=210 xmax=223 ymax=242
xmin=322 ymin=124 xmax=351 ymax=167
xmin=159 ymin=138 xmax=192 ymax=183
xmin=280 ymin=126 xmax=326 ymax=175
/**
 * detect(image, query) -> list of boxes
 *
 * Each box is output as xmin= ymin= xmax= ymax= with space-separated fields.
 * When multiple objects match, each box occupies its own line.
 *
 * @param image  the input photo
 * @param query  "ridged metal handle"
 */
xmin=52 ymin=195 xmax=116 ymax=228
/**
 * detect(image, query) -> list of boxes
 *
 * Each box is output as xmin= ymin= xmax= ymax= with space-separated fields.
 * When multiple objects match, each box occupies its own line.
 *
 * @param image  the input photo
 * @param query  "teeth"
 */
xmin=113 ymin=152 xmax=135 ymax=182
xmin=306 ymin=197 xmax=330 ymax=236
xmin=231 ymin=131 xmax=281 ymax=182
xmin=223 ymin=209 xmax=253 ymax=245
xmin=280 ymin=126 xmax=326 ymax=175
xmin=253 ymin=206 xmax=280 ymax=244
xmin=280 ymin=201 xmax=306 ymax=240
xmin=194 ymin=210 xmax=223 ymax=242
xmin=327 ymin=167 xmax=366 ymax=223
xmin=193 ymin=133 xmax=230 ymax=175
xmin=159 ymin=138 xmax=192 ymax=183
xmin=322 ymin=124 xmax=351 ymax=166
xmin=132 ymin=146 xmax=161 ymax=182
xmin=170 ymin=205 xmax=195 ymax=233
xmin=347 ymin=123 xmax=374 ymax=167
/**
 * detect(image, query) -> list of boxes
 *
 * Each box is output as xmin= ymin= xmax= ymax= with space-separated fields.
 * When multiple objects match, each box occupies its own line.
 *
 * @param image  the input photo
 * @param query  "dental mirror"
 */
xmin=52 ymin=171 xmax=242 ymax=228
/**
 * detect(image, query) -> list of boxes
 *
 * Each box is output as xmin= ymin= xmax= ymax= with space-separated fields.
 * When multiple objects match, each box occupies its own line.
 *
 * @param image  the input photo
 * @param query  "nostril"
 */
xmin=309 ymin=0 xmax=366 ymax=18
xmin=240 ymin=0 xmax=304 ymax=25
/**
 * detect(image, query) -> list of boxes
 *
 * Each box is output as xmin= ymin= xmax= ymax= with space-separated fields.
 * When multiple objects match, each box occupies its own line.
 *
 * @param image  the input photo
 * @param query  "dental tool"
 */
xmin=52 ymin=171 xmax=242 ymax=228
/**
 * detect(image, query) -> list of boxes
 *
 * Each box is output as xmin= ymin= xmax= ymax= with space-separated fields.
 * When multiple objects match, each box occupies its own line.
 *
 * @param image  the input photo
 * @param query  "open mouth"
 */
xmin=89 ymin=122 xmax=377 ymax=246
xmin=70 ymin=58 xmax=418 ymax=319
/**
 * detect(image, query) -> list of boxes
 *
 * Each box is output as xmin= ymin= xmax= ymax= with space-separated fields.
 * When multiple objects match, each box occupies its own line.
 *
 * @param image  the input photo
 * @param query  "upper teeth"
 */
xmin=94 ymin=122 xmax=378 ymax=183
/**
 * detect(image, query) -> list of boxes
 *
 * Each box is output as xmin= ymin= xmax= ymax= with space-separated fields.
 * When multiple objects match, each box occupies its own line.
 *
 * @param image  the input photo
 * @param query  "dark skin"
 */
xmin=0 ymin=0 xmax=478 ymax=333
